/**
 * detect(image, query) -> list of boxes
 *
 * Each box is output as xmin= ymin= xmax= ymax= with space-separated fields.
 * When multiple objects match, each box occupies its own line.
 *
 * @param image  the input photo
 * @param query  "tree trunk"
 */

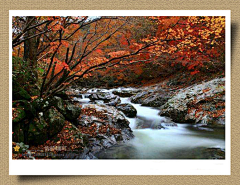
xmin=23 ymin=16 xmax=39 ymax=84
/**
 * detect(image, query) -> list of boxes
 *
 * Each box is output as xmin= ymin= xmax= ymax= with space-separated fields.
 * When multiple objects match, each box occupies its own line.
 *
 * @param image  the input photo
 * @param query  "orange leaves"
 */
xmin=190 ymin=70 xmax=200 ymax=75
xmin=134 ymin=66 xmax=143 ymax=75
xmin=139 ymin=53 xmax=150 ymax=60
xmin=62 ymin=62 xmax=70 ymax=71
xmin=86 ymin=56 xmax=108 ymax=68
xmin=48 ymin=21 xmax=65 ymax=32
xmin=31 ymin=96 xmax=38 ymax=100
xmin=187 ymin=63 xmax=198 ymax=70
xmin=47 ymin=17 xmax=55 ymax=21
xmin=108 ymin=50 xmax=130 ymax=58
xmin=61 ymin=41 xmax=69 ymax=48
xmin=95 ymin=49 xmax=103 ymax=54
xmin=203 ymin=88 xmax=211 ymax=93
xmin=62 ymin=82 xmax=70 ymax=86
xmin=212 ymin=109 xmax=225 ymax=118
xmin=120 ymin=35 xmax=129 ymax=46
xmin=156 ymin=16 xmax=180 ymax=33
xmin=49 ymin=41 xmax=60 ymax=51
xmin=54 ymin=60 xmax=70 ymax=73
xmin=46 ymin=58 xmax=71 ymax=80
xmin=143 ymin=16 xmax=225 ymax=72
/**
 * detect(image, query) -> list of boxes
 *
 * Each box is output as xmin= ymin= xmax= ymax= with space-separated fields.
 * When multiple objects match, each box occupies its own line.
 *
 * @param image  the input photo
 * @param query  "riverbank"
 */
xmin=12 ymin=76 xmax=225 ymax=159
xmin=66 ymin=76 xmax=225 ymax=159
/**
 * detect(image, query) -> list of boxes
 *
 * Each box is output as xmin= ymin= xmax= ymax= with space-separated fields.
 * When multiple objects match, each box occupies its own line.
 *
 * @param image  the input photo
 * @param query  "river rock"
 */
xmin=135 ymin=117 xmax=176 ymax=129
xmin=130 ymin=91 xmax=149 ymax=104
xmin=160 ymin=78 xmax=225 ymax=128
xmin=49 ymin=96 xmax=81 ymax=121
xmin=50 ymin=96 xmax=65 ymax=113
xmin=64 ymin=102 xmax=81 ymax=121
xmin=130 ymin=89 xmax=171 ymax=107
xmin=76 ymin=104 xmax=134 ymax=156
xmin=28 ymin=114 xmax=48 ymax=145
xmin=203 ymin=148 xmax=225 ymax=159
xmin=43 ymin=107 xmax=65 ymax=137
xmin=106 ymin=96 xmax=121 ymax=106
xmin=89 ymin=92 xmax=121 ymax=106
xmin=116 ymin=103 xmax=137 ymax=118
xmin=112 ymin=88 xmax=140 ymax=97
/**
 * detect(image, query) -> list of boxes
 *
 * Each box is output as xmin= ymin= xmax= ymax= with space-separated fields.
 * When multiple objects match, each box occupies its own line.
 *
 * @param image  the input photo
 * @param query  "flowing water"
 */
xmin=75 ymin=89 xmax=225 ymax=159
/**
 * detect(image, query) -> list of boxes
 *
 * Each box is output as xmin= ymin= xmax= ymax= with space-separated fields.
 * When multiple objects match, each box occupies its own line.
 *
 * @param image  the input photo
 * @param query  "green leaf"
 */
xmin=37 ymin=67 xmax=44 ymax=73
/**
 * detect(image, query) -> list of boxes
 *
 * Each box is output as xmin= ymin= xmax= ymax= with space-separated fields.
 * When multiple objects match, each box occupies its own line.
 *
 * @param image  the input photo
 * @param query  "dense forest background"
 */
xmin=12 ymin=16 xmax=225 ymax=93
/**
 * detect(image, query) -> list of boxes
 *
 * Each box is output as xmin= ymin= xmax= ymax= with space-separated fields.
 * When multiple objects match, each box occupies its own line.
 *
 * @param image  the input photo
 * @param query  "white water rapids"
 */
xmin=74 ymin=89 xmax=225 ymax=159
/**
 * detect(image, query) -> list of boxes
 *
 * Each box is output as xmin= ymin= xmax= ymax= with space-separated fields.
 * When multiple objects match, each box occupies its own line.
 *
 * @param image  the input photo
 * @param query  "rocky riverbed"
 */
xmin=12 ymin=77 xmax=225 ymax=159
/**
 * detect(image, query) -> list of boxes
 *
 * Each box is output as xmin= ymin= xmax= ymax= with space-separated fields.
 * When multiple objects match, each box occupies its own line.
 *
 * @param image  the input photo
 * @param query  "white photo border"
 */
xmin=9 ymin=10 xmax=231 ymax=175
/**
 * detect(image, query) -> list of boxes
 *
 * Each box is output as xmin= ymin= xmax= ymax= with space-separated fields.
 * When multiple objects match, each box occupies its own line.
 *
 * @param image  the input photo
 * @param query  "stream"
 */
xmin=75 ymin=89 xmax=225 ymax=159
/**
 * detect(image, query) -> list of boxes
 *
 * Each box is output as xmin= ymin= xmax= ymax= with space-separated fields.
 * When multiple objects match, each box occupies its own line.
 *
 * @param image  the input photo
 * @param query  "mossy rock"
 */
xmin=44 ymin=107 xmax=65 ymax=138
xmin=50 ymin=96 xmax=66 ymax=114
xmin=13 ymin=100 xmax=37 ymax=118
xmin=55 ymin=92 xmax=69 ymax=100
xmin=32 ymin=97 xmax=51 ymax=111
xmin=12 ymin=108 xmax=26 ymax=123
xmin=12 ymin=121 xmax=25 ymax=143
xmin=28 ymin=116 xmax=48 ymax=145
xmin=50 ymin=96 xmax=81 ymax=121
xmin=12 ymin=81 xmax=31 ymax=101
xmin=64 ymin=102 xmax=81 ymax=121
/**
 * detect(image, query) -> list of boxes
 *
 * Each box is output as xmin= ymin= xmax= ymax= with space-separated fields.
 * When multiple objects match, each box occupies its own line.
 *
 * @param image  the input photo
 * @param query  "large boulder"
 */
xmin=135 ymin=117 xmax=176 ymax=129
xmin=50 ymin=96 xmax=65 ymax=113
xmin=43 ymin=107 xmax=65 ymax=137
xmin=89 ymin=92 xmax=121 ymax=106
xmin=130 ymin=88 xmax=171 ymax=107
xmin=112 ymin=88 xmax=140 ymax=97
xmin=160 ymin=78 xmax=225 ymax=128
xmin=141 ymin=93 xmax=170 ymax=107
xmin=12 ymin=107 xmax=26 ymax=123
xmin=130 ymin=91 xmax=149 ymax=104
xmin=28 ymin=114 xmax=48 ymax=145
xmin=12 ymin=81 xmax=31 ymax=101
xmin=12 ymin=107 xmax=27 ymax=143
xmin=50 ymin=96 xmax=81 ymax=121
xmin=12 ymin=110 xmax=49 ymax=145
xmin=76 ymin=104 xmax=134 ymax=155
xmin=105 ymin=96 xmax=121 ymax=106
xmin=116 ymin=103 xmax=137 ymax=118
xmin=12 ymin=100 xmax=38 ymax=143
xmin=64 ymin=102 xmax=81 ymax=121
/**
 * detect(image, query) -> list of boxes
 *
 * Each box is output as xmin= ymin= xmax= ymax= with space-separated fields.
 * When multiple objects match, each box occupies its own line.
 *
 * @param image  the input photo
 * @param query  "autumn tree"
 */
xmin=80 ymin=16 xmax=225 ymax=87
xmin=12 ymin=16 xmax=225 ymax=99
xmin=12 ymin=16 xmax=159 ymax=100
xmin=143 ymin=16 xmax=225 ymax=75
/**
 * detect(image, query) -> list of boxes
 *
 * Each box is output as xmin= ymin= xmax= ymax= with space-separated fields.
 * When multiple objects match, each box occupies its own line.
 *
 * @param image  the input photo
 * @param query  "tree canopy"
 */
xmin=12 ymin=16 xmax=225 ymax=97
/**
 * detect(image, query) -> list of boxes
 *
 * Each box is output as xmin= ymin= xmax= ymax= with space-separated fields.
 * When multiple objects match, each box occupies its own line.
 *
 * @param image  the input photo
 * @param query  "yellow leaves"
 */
xmin=87 ymin=56 xmax=108 ymax=68
xmin=56 ymin=140 xmax=61 ymax=144
xmin=31 ymin=96 xmax=38 ymax=100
